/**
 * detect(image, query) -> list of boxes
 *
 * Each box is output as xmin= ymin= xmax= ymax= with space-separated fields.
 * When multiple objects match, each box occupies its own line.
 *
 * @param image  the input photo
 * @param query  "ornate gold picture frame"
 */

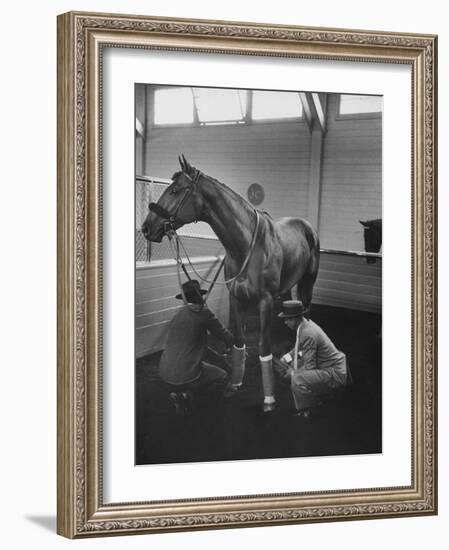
xmin=57 ymin=11 xmax=437 ymax=538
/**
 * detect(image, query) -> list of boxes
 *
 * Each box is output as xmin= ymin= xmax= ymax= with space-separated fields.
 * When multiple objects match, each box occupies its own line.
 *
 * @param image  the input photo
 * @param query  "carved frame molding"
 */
xmin=57 ymin=11 xmax=437 ymax=538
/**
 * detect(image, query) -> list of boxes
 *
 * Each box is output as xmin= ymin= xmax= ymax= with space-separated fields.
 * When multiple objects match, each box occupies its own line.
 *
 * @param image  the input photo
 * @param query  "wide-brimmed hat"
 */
xmin=278 ymin=300 xmax=308 ymax=319
xmin=175 ymin=279 xmax=207 ymax=303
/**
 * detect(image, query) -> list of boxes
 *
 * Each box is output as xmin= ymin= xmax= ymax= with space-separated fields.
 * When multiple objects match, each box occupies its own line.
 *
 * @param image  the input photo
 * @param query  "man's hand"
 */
xmin=273 ymin=356 xmax=293 ymax=383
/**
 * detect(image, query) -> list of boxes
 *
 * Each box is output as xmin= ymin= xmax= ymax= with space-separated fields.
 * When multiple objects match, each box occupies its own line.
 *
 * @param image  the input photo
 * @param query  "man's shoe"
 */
xmin=293 ymin=408 xmax=311 ymax=419
xmin=170 ymin=392 xmax=189 ymax=416
xmin=293 ymin=403 xmax=323 ymax=419
xmin=181 ymin=390 xmax=193 ymax=413
xmin=223 ymin=383 xmax=240 ymax=398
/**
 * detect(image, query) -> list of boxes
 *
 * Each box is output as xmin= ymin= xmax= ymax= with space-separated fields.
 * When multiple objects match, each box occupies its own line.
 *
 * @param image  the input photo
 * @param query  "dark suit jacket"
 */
xmin=159 ymin=304 xmax=233 ymax=385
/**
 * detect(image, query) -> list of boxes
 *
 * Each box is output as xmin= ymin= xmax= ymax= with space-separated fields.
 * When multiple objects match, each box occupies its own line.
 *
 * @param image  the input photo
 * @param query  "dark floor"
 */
xmin=135 ymin=303 xmax=382 ymax=465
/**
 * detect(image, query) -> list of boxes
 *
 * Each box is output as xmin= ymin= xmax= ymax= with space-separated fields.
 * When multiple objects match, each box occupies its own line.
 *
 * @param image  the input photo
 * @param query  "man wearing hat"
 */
xmin=159 ymin=279 xmax=235 ymax=416
xmin=274 ymin=300 xmax=350 ymax=418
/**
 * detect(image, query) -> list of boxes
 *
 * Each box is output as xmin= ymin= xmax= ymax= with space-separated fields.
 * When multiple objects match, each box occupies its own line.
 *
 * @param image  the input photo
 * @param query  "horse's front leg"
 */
xmin=259 ymin=293 xmax=276 ymax=412
xmin=229 ymin=294 xmax=246 ymax=387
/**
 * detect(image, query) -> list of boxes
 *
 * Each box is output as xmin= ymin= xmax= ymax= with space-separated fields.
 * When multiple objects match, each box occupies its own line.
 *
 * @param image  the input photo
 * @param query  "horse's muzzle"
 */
xmin=141 ymin=223 xmax=163 ymax=243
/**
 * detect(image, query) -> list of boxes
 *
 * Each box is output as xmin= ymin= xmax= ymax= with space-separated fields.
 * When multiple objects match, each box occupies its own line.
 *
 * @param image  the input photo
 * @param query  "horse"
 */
xmin=142 ymin=155 xmax=320 ymax=412
xmin=359 ymin=219 xmax=382 ymax=264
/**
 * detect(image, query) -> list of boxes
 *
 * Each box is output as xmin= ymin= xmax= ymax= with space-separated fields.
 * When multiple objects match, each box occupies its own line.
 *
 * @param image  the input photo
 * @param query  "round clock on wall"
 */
xmin=247 ymin=183 xmax=265 ymax=206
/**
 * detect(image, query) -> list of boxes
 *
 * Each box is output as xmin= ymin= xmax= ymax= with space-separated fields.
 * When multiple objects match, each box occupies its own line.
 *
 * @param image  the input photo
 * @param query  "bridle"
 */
xmin=148 ymin=169 xmax=203 ymax=232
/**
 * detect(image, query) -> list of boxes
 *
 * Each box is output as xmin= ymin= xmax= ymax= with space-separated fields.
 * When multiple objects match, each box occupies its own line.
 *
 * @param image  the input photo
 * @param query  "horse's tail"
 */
xmin=308 ymin=229 xmax=320 ymax=280
xmin=297 ymin=220 xmax=320 ymax=310
xmin=299 ymin=219 xmax=320 ymax=272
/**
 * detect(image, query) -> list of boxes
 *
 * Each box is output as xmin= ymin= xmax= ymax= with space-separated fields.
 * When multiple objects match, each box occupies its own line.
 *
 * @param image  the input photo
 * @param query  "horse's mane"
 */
xmin=171 ymin=168 xmax=223 ymax=187
xmin=173 ymin=168 xmax=245 ymax=199
xmin=172 ymin=167 xmax=255 ymax=215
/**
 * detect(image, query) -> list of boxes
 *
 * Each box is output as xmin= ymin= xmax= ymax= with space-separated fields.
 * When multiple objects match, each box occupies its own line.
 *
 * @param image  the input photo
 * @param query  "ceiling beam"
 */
xmin=135 ymin=116 xmax=145 ymax=138
xmin=311 ymin=92 xmax=327 ymax=133
xmin=299 ymin=92 xmax=314 ymax=132
xmin=299 ymin=92 xmax=327 ymax=134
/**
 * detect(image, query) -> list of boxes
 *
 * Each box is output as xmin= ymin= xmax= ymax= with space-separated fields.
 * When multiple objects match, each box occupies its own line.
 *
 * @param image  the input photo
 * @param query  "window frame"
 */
xmin=335 ymin=94 xmax=383 ymax=121
xmin=151 ymin=87 xmax=305 ymax=128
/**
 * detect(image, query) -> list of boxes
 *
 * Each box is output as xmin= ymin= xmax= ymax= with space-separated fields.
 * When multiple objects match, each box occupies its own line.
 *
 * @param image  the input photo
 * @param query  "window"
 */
xmin=154 ymin=88 xmax=194 ymax=125
xmin=252 ymin=90 xmax=303 ymax=120
xmin=193 ymin=88 xmax=247 ymax=124
xmin=153 ymin=87 xmax=305 ymax=126
xmin=339 ymin=94 xmax=382 ymax=115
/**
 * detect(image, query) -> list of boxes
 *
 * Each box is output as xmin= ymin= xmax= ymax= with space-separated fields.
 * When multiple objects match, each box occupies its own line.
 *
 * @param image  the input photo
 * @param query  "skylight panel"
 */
xmin=193 ymin=88 xmax=247 ymax=123
xmin=339 ymin=94 xmax=382 ymax=115
xmin=154 ymin=88 xmax=194 ymax=125
xmin=252 ymin=91 xmax=303 ymax=120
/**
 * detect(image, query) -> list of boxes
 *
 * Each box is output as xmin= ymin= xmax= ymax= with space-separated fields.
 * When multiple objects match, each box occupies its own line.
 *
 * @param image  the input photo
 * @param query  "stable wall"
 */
xmin=319 ymin=94 xmax=382 ymax=251
xmin=144 ymin=119 xmax=311 ymax=223
xmin=136 ymin=257 xmax=229 ymax=357
xmin=140 ymin=96 xmax=382 ymax=314
xmin=142 ymin=91 xmax=382 ymax=253
xmin=314 ymin=252 xmax=381 ymax=313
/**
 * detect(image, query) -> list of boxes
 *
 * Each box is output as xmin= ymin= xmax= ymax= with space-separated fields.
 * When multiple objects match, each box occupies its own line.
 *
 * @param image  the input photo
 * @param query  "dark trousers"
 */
xmin=167 ymin=361 xmax=229 ymax=402
xmin=291 ymin=357 xmax=350 ymax=411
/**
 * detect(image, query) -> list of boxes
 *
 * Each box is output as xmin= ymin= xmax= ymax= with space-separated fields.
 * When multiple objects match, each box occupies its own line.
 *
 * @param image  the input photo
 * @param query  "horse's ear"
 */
xmin=359 ymin=220 xmax=369 ymax=228
xmin=181 ymin=154 xmax=194 ymax=175
xmin=178 ymin=155 xmax=186 ymax=171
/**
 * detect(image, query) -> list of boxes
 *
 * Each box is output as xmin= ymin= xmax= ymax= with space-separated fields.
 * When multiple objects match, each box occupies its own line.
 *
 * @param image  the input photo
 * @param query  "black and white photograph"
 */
xmin=135 ymin=84 xmax=382 ymax=466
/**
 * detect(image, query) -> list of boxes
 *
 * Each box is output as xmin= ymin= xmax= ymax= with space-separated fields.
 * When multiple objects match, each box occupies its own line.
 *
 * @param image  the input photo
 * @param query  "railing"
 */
xmin=320 ymin=248 xmax=382 ymax=260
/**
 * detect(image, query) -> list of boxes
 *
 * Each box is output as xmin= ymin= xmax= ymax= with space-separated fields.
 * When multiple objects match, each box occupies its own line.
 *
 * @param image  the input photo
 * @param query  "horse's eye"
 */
xmin=171 ymin=188 xmax=178 ymax=194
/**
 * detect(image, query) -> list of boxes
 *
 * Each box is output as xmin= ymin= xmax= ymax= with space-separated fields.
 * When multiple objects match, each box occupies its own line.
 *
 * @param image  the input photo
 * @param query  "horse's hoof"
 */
xmin=263 ymin=402 xmax=276 ymax=413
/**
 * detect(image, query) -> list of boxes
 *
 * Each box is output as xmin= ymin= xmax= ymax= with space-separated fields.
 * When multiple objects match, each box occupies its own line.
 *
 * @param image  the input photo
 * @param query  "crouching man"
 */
xmin=274 ymin=300 xmax=351 ymax=418
xmin=159 ymin=279 xmax=236 ymax=416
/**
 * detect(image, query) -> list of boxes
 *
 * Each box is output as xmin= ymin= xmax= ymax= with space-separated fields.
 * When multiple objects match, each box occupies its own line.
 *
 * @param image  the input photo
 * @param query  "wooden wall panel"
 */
xmin=319 ymin=94 xmax=382 ymax=251
xmin=313 ymin=252 xmax=381 ymax=313
xmin=136 ymin=259 xmax=229 ymax=358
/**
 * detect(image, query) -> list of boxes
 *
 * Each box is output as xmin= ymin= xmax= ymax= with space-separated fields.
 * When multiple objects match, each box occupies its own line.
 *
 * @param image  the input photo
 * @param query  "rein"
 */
xmin=169 ymin=209 xmax=260 ymax=289
xmin=167 ymin=234 xmax=226 ymax=311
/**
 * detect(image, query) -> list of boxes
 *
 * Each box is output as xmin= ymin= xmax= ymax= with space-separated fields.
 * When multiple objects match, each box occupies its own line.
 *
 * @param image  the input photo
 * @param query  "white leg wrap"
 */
xmin=260 ymin=355 xmax=276 ymax=405
xmin=230 ymin=344 xmax=246 ymax=386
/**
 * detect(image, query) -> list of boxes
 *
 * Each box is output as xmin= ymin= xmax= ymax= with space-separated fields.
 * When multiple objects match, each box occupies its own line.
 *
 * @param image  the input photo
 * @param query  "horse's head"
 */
xmin=141 ymin=155 xmax=205 ymax=242
xmin=359 ymin=219 xmax=382 ymax=264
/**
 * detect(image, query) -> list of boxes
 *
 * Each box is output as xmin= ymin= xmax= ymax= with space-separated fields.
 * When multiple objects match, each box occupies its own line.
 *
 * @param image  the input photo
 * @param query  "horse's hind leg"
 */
xmin=296 ymin=273 xmax=315 ymax=310
xmin=290 ymin=286 xmax=299 ymax=300
xmin=297 ymin=252 xmax=320 ymax=311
